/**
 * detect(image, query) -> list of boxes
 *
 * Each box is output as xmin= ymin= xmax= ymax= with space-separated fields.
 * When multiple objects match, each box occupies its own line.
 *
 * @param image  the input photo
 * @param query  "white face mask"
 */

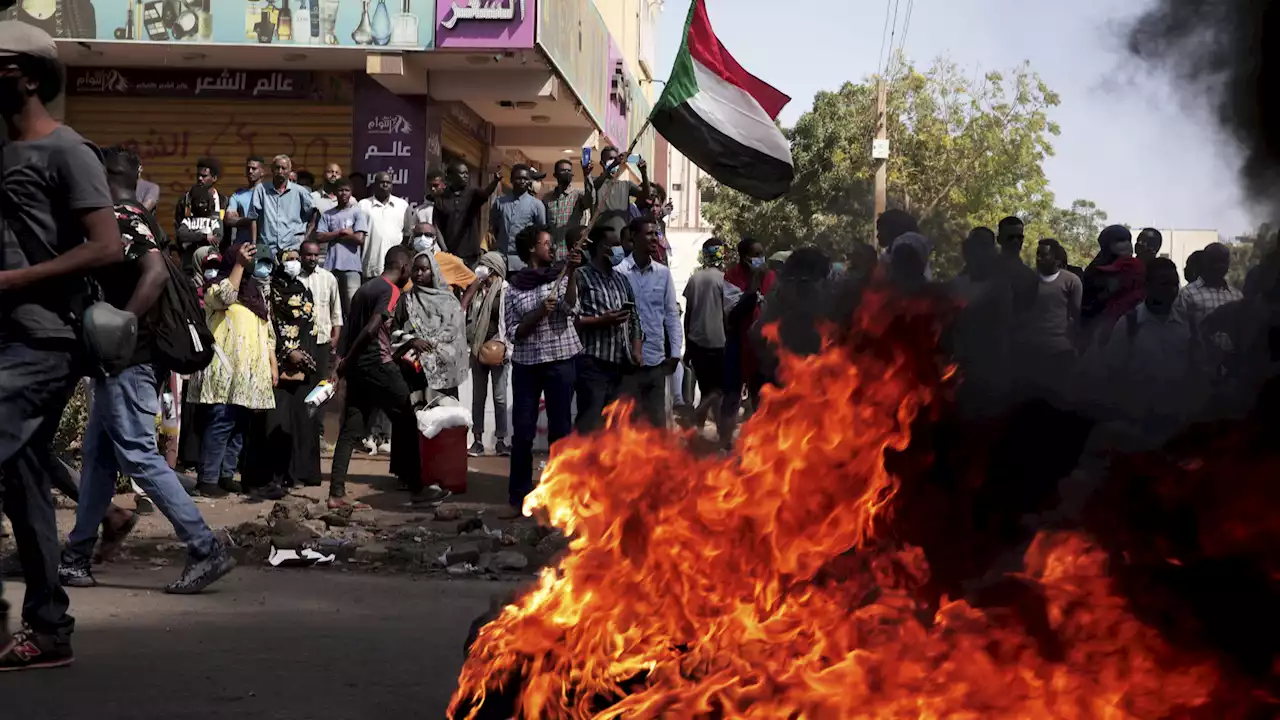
xmin=413 ymin=235 xmax=437 ymax=254
xmin=283 ymin=260 xmax=302 ymax=279
xmin=474 ymin=265 xmax=491 ymax=281
xmin=203 ymin=269 xmax=220 ymax=281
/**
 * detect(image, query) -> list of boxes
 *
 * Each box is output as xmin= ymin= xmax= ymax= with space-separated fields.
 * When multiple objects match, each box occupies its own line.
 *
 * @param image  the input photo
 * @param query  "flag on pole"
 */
xmin=651 ymin=0 xmax=794 ymax=200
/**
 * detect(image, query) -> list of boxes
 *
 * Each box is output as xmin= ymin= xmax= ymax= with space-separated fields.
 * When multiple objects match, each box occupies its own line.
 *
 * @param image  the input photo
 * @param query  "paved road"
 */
xmin=3 ymin=565 xmax=518 ymax=720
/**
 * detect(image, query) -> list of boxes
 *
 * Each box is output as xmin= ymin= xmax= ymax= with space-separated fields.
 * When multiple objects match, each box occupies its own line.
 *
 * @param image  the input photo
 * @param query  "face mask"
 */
xmin=283 ymin=260 xmax=302 ymax=279
xmin=253 ymin=261 xmax=273 ymax=279
xmin=608 ymin=245 xmax=626 ymax=266
xmin=474 ymin=265 xmax=491 ymax=281
xmin=412 ymin=235 xmax=437 ymax=254
xmin=203 ymin=269 xmax=220 ymax=281
xmin=748 ymin=256 xmax=765 ymax=270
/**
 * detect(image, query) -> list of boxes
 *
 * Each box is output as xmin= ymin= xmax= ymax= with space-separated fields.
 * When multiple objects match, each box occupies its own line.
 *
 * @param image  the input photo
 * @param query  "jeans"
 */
xmin=0 ymin=340 xmax=80 ymax=640
xmin=510 ymin=359 xmax=575 ymax=507
xmin=333 ymin=270 xmax=363 ymax=319
xmin=330 ymin=360 xmax=415 ymax=497
xmin=199 ymin=404 xmax=251 ymax=484
xmin=574 ymin=355 xmax=625 ymax=434
xmin=621 ymin=364 xmax=668 ymax=429
xmin=470 ymin=358 xmax=509 ymax=444
xmin=64 ymin=364 xmax=216 ymax=564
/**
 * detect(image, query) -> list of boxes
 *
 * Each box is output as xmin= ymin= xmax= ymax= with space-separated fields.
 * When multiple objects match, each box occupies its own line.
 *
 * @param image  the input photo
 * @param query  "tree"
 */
xmin=1040 ymin=199 xmax=1108 ymax=267
xmin=700 ymin=57 xmax=1107 ymax=278
xmin=1227 ymin=223 xmax=1275 ymax=291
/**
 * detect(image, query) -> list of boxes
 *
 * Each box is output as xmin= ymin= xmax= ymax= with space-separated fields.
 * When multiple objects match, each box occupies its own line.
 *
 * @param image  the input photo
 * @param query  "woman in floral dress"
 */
xmin=187 ymin=243 xmax=277 ymax=498
xmin=243 ymin=249 xmax=322 ymax=499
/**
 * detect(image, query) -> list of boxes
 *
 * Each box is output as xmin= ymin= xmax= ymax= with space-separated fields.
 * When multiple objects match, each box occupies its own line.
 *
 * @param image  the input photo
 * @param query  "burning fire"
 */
xmin=450 ymin=287 xmax=1226 ymax=719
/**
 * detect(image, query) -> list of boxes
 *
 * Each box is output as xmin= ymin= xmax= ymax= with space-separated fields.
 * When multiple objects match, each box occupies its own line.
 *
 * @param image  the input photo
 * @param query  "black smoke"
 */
xmin=1128 ymin=1 xmax=1280 ymax=207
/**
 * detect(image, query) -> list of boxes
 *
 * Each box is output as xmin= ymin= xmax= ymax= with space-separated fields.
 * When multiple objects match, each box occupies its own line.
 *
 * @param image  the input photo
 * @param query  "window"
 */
xmin=672 ymin=183 xmax=683 ymax=192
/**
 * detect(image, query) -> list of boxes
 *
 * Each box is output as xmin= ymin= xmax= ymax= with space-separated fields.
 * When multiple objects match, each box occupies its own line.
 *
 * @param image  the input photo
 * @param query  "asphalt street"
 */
xmin=2 ymin=564 xmax=519 ymax=720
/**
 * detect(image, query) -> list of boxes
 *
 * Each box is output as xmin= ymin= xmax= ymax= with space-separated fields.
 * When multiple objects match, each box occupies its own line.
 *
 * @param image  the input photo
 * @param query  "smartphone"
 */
xmin=581 ymin=147 xmax=592 ymax=169
xmin=620 ymin=301 xmax=635 ymax=312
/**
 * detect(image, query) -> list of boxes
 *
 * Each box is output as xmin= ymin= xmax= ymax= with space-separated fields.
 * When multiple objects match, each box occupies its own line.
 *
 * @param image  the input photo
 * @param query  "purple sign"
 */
xmin=436 ymin=0 xmax=536 ymax=49
xmin=353 ymin=76 xmax=429 ymax=204
xmin=69 ymin=67 xmax=314 ymax=99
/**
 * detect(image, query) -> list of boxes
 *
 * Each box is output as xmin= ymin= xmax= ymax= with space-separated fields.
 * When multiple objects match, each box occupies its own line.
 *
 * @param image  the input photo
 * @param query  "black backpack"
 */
xmin=152 ymin=252 xmax=216 ymax=374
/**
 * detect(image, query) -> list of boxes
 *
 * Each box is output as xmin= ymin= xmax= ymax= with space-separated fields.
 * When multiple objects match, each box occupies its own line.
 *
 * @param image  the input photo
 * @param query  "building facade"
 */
xmin=19 ymin=0 xmax=659 ymax=230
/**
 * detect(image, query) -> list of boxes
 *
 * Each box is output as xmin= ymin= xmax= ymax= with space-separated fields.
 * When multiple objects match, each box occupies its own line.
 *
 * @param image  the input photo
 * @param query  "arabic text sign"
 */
xmin=69 ymin=68 xmax=314 ymax=99
xmin=437 ymin=0 xmax=535 ymax=49
xmin=353 ymin=75 xmax=429 ymax=203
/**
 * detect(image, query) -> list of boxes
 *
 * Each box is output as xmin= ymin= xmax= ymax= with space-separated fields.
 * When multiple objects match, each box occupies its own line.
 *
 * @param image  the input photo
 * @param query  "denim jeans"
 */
xmin=470 ymin=358 xmax=509 ymax=443
xmin=509 ymin=359 xmax=575 ymax=507
xmin=333 ymin=270 xmax=362 ymax=319
xmin=199 ymin=403 xmax=251 ymax=484
xmin=574 ymin=355 xmax=625 ymax=435
xmin=64 ymin=364 xmax=217 ymax=564
xmin=0 ymin=340 xmax=80 ymax=640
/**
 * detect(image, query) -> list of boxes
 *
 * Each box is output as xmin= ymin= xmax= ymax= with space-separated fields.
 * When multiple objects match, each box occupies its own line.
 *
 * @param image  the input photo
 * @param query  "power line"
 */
xmin=875 ymin=0 xmax=894 ymax=79
xmin=888 ymin=0 xmax=914 ymax=79
xmin=883 ymin=0 xmax=902 ymax=79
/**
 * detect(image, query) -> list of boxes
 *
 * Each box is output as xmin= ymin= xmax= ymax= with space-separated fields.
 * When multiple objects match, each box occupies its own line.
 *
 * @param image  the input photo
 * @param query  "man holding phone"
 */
xmin=543 ymin=157 xmax=595 ymax=261
xmin=592 ymin=146 xmax=650 ymax=238
xmin=573 ymin=224 xmax=643 ymax=434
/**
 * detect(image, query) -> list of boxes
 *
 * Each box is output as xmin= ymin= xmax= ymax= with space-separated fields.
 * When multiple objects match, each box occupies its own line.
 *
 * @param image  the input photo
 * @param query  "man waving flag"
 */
xmin=651 ymin=0 xmax=794 ymax=200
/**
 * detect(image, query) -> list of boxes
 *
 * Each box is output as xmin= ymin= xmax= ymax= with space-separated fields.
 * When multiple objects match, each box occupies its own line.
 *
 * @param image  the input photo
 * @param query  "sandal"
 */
xmin=326 ymin=497 xmax=371 ymax=511
xmin=95 ymin=508 xmax=140 ymax=564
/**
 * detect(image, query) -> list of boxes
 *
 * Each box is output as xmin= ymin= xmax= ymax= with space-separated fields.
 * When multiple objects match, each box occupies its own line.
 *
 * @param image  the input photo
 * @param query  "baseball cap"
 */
xmin=0 ymin=21 xmax=57 ymax=60
xmin=511 ymin=163 xmax=546 ymax=181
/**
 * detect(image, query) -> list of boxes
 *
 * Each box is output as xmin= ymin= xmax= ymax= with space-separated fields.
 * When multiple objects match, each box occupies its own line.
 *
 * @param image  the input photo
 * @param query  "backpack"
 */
xmin=152 ymin=252 xmax=216 ymax=374
xmin=116 ymin=199 xmax=216 ymax=374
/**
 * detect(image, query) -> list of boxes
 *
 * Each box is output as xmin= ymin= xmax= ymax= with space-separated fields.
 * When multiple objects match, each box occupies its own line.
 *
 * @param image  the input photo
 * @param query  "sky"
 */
xmin=654 ymin=0 xmax=1255 ymax=237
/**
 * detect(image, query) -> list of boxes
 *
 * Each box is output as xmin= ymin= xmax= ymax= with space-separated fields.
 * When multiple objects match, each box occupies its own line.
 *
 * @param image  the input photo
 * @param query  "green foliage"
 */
xmin=700 ymin=56 xmax=1107 ymax=278
xmin=54 ymin=381 xmax=89 ymax=459
xmin=1227 ymin=223 xmax=1275 ymax=291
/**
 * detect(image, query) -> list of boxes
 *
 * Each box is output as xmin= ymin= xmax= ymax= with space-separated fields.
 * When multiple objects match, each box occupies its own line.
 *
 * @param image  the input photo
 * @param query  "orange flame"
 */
xmin=449 ymin=287 xmax=1219 ymax=719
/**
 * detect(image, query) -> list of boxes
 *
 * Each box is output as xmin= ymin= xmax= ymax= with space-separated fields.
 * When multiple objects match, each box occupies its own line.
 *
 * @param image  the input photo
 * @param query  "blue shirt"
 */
xmin=619 ymin=255 xmax=683 ymax=367
xmin=247 ymin=180 xmax=316 ymax=255
xmin=226 ymin=186 xmax=256 ymax=245
xmin=319 ymin=203 xmax=370 ymax=274
xmin=489 ymin=192 xmax=546 ymax=257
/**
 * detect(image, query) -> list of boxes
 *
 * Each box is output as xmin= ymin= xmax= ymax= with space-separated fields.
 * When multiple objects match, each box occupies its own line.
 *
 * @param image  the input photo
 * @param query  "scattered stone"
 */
xmin=494 ymin=550 xmax=529 ymax=571
xmin=150 ymin=557 xmax=169 ymax=567
xmin=447 ymin=563 xmax=478 ymax=576
xmin=456 ymin=517 xmax=484 ymax=534
xmin=155 ymin=542 xmax=187 ymax=553
xmin=390 ymin=526 xmax=437 ymax=544
xmin=269 ymin=497 xmax=313 ymax=523
xmin=500 ymin=533 xmax=519 ymax=547
xmin=433 ymin=505 xmax=463 ymax=522
xmin=353 ymin=543 xmax=389 ymax=563
xmin=53 ymin=492 xmax=77 ymax=511
xmin=536 ymin=529 xmax=569 ymax=556
xmin=319 ymin=512 xmax=350 ymax=528
xmin=227 ymin=521 xmax=270 ymax=546
xmin=301 ymin=520 xmax=327 ymax=537
xmin=445 ymin=545 xmax=482 ymax=567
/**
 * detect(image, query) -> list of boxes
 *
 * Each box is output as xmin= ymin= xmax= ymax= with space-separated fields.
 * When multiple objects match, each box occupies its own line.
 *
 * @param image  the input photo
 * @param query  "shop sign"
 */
xmin=536 ymin=0 xmax=608 ymax=136
xmin=441 ymin=99 xmax=492 ymax=144
xmin=436 ymin=0 xmax=534 ymax=49
xmin=68 ymin=67 xmax=316 ymax=99
xmin=2 ymin=0 xmax=431 ymax=49
xmin=353 ymin=75 xmax=428 ymax=202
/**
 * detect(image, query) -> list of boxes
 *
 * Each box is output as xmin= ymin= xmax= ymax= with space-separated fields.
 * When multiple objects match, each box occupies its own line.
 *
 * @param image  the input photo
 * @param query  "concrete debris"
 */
xmin=268 ymin=497 xmax=313 ymax=523
xmin=456 ymin=517 xmax=484 ymax=534
xmin=433 ymin=506 xmax=463 ymax=521
xmin=319 ymin=512 xmax=350 ymax=528
xmin=444 ymin=544 xmax=482 ymax=567
xmin=493 ymin=550 xmax=529 ymax=571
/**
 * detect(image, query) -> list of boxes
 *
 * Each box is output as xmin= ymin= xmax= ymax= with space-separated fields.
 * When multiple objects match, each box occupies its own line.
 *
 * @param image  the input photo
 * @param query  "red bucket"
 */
xmin=419 ymin=426 xmax=469 ymax=494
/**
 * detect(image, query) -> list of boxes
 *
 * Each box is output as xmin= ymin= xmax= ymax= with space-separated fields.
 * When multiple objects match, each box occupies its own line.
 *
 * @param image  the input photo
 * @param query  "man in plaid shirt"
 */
xmin=503 ymin=224 xmax=583 ymax=514
xmin=574 ymin=224 xmax=643 ymax=433
xmin=1173 ymin=242 xmax=1242 ymax=351
xmin=543 ymin=158 xmax=595 ymax=260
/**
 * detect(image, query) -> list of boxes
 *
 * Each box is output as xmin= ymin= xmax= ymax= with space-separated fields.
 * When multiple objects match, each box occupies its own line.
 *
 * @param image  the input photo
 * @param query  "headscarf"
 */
xmin=400 ymin=250 xmax=469 ymax=390
xmin=700 ymin=243 xmax=726 ymax=269
xmin=237 ymin=276 xmax=270 ymax=320
xmin=508 ymin=264 xmax=560 ymax=291
xmin=467 ymin=251 xmax=506 ymax=358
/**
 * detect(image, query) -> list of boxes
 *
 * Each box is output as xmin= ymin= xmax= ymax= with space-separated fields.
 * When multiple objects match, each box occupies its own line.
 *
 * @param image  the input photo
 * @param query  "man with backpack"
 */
xmin=57 ymin=145 xmax=234 ymax=595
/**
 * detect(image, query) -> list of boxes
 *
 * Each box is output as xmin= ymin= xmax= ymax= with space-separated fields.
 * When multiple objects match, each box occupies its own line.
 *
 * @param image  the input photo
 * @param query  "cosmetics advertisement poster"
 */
xmin=1 ymin=0 xmax=432 ymax=49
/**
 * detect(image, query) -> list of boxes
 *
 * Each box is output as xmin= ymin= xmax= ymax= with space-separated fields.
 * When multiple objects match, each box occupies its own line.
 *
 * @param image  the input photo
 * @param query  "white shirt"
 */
xmin=357 ymin=195 xmax=408 ymax=277
xmin=299 ymin=266 xmax=343 ymax=344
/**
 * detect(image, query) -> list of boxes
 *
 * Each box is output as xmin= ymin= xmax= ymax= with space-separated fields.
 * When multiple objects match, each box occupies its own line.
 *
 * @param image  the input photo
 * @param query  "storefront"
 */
xmin=65 ymin=67 xmax=354 ymax=212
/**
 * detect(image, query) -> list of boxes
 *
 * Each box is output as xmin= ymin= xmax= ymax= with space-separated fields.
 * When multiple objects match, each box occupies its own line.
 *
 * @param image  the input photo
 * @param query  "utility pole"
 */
xmin=871 ymin=75 xmax=890 ymax=238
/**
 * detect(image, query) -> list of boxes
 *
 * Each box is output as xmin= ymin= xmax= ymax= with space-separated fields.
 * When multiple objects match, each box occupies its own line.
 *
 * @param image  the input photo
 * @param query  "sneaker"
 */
xmin=409 ymin=485 xmax=452 ymax=506
xmin=0 ymin=628 xmax=74 ymax=672
xmin=378 ymin=440 xmax=392 ymax=454
xmin=164 ymin=542 xmax=237 ymax=595
xmin=494 ymin=440 xmax=511 ymax=457
xmin=135 ymin=496 xmax=156 ymax=515
xmin=57 ymin=561 xmax=96 ymax=588
xmin=219 ymin=477 xmax=243 ymax=494
xmin=467 ymin=441 xmax=485 ymax=457
xmin=197 ymin=482 xmax=229 ymax=499
xmin=362 ymin=437 xmax=378 ymax=456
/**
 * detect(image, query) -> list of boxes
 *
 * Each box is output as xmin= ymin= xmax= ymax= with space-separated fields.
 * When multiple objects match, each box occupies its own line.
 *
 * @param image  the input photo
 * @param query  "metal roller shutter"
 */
xmin=65 ymin=96 xmax=352 ymax=214
xmin=442 ymin=117 xmax=484 ymax=167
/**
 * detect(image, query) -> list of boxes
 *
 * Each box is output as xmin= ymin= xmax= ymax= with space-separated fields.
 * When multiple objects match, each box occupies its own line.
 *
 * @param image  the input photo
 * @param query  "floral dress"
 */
xmin=270 ymin=277 xmax=318 ymax=378
xmin=187 ymin=279 xmax=276 ymax=410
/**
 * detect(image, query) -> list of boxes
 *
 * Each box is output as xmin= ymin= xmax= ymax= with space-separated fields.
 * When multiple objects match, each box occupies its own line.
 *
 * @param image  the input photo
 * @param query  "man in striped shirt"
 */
xmin=573 ymin=224 xmax=643 ymax=433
